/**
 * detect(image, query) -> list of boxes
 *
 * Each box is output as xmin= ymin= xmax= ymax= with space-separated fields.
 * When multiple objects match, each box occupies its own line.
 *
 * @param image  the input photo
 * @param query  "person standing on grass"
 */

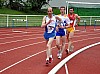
xmin=56 ymin=6 xmax=70 ymax=59
xmin=41 ymin=7 xmax=62 ymax=65
xmin=66 ymin=7 xmax=80 ymax=54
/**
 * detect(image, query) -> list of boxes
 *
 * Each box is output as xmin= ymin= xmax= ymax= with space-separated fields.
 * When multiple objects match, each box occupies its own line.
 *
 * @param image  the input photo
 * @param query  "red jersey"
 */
xmin=68 ymin=14 xmax=76 ymax=27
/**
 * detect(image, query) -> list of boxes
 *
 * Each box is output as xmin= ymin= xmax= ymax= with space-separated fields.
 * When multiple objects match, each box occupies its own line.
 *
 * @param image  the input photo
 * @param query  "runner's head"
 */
xmin=69 ymin=7 xmax=74 ymax=14
xmin=60 ymin=6 xmax=65 ymax=15
xmin=47 ymin=7 xmax=53 ymax=15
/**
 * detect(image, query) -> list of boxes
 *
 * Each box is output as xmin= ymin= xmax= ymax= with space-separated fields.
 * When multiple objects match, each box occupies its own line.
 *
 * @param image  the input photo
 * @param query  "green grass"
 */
xmin=53 ymin=8 xmax=60 ymax=15
xmin=0 ymin=7 xmax=46 ymax=15
xmin=0 ymin=7 xmax=100 ymax=16
xmin=74 ymin=8 xmax=100 ymax=16
xmin=0 ymin=7 xmax=26 ymax=15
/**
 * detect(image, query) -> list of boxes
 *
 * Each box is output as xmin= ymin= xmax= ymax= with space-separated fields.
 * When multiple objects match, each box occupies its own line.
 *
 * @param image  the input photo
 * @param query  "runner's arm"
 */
xmin=75 ymin=14 xmax=80 ymax=25
xmin=41 ymin=16 xmax=47 ymax=28
xmin=65 ymin=17 xmax=70 ymax=29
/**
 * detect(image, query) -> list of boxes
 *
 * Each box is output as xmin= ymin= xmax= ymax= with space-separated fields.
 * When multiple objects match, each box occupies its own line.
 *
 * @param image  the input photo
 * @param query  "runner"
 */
xmin=56 ymin=6 xmax=70 ymax=59
xmin=66 ymin=7 xmax=80 ymax=53
xmin=41 ymin=7 xmax=62 ymax=65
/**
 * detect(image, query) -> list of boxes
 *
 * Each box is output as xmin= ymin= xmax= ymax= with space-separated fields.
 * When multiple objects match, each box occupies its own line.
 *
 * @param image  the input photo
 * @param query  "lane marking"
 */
xmin=48 ymin=42 xmax=100 ymax=74
xmin=65 ymin=64 xmax=69 ymax=74
xmin=0 ymin=32 xmax=100 ymax=45
xmin=0 ymin=36 xmax=100 ymax=54
xmin=0 ymin=37 xmax=43 ymax=45
xmin=0 ymin=38 xmax=100 ymax=73
xmin=0 ymin=46 xmax=57 ymax=73
xmin=0 ymin=31 xmax=44 ymax=36
xmin=0 ymin=33 xmax=42 ymax=40
xmin=0 ymin=41 xmax=45 ymax=53
xmin=0 ymin=49 xmax=47 ymax=73
xmin=0 ymin=30 xmax=99 ymax=40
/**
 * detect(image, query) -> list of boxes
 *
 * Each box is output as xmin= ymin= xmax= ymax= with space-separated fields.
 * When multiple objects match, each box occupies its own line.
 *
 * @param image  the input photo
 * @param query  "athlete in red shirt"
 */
xmin=66 ymin=7 xmax=80 ymax=53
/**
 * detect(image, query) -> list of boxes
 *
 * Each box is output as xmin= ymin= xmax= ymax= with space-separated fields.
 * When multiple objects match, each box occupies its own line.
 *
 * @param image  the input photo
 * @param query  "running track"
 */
xmin=0 ymin=26 xmax=100 ymax=74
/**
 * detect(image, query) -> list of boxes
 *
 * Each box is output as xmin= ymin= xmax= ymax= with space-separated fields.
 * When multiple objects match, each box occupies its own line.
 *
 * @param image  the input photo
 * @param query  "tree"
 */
xmin=0 ymin=0 xmax=6 ymax=8
xmin=9 ymin=0 xmax=13 ymax=8
xmin=28 ymin=0 xmax=47 ymax=10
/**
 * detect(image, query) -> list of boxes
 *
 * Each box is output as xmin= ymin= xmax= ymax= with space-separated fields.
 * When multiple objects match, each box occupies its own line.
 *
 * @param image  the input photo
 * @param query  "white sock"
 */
xmin=67 ymin=49 xmax=69 ymax=52
xmin=50 ymin=55 xmax=52 ymax=58
xmin=46 ymin=58 xmax=49 ymax=61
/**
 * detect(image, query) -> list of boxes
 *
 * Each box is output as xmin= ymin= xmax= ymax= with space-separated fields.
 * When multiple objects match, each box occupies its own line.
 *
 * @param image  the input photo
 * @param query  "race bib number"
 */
xmin=47 ymin=20 xmax=55 ymax=33
xmin=47 ymin=26 xmax=54 ymax=33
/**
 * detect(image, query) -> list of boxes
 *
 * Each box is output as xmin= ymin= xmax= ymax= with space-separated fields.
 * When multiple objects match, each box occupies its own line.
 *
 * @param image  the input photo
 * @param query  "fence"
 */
xmin=0 ymin=14 xmax=100 ymax=28
xmin=0 ymin=14 xmax=44 ymax=28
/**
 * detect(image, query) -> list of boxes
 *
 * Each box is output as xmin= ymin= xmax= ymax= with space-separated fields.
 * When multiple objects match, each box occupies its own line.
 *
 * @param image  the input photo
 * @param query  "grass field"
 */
xmin=74 ymin=8 xmax=100 ymax=16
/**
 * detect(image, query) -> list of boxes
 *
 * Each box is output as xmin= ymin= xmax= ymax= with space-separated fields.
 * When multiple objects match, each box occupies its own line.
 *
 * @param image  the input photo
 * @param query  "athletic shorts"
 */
xmin=67 ymin=27 xmax=75 ymax=33
xmin=44 ymin=32 xmax=55 ymax=40
xmin=56 ymin=31 xmax=65 ymax=36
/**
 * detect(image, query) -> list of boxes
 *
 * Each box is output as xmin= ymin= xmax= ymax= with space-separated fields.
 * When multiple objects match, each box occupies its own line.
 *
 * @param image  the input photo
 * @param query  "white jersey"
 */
xmin=57 ymin=14 xmax=70 ymax=34
xmin=45 ymin=15 xmax=57 ymax=33
xmin=57 ymin=14 xmax=70 ymax=26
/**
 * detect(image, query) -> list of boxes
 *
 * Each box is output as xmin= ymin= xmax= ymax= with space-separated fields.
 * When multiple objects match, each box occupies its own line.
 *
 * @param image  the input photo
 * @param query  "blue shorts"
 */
xmin=44 ymin=32 xmax=56 ymax=40
xmin=56 ymin=31 xmax=65 ymax=36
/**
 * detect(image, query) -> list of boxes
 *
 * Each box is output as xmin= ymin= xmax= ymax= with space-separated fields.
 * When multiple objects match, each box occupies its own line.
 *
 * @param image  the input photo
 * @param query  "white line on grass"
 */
xmin=48 ymin=42 xmax=100 ymax=74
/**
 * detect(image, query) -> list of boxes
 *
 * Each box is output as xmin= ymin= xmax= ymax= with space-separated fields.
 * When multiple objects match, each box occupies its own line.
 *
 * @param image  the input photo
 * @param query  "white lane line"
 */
xmin=0 ymin=31 xmax=44 ymax=36
xmin=95 ymin=29 xmax=100 ymax=30
xmin=0 ymin=46 xmax=57 ymax=73
xmin=0 ymin=30 xmax=43 ymax=34
xmin=0 ymin=37 xmax=43 ymax=45
xmin=1 ymin=32 xmax=100 ymax=45
xmin=74 ymin=32 xmax=100 ymax=37
xmin=0 ymin=30 xmax=98 ymax=40
xmin=65 ymin=64 xmax=69 ymax=74
xmin=0 ymin=33 xmax=42 ymax=40
xmin=12 ymin=30 xmax=27 ymax=33
xmin=0 ymin=37 xmax=100 ymax=73
xmin=48 ymin=42 xmax=100 ymax=74
xmin=75 ymin=30 xmax=100 ymax=35
xmin=0 ymin=36 xmax=100 ymax=54
xmin=0 ymin=41 xmax=45 ymax=54
xmin=0 ymin=49 xmax=46 ymax=73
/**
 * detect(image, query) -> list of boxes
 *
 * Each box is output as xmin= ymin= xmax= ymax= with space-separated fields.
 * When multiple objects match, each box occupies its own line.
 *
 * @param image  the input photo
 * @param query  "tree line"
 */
xmin=0 ymin=0 xmax=48 ymax=12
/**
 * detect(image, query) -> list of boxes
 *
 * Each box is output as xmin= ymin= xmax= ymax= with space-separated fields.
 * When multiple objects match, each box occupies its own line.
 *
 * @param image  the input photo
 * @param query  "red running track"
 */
xmin=0 ymin=26 xmax=100 ymax=74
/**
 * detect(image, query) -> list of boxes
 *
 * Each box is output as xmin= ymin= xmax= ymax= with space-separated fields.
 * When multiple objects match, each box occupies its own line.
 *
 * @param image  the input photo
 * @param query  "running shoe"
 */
xmin=58 ymin=53 xmax=62 ymax=59
xmin=49 ymin=57 xmax=53 ymax=63
xmin=57 ymin=50 xmax=62 ymax=59
xmin=69 ymin=45 xmax=74 ymax=52
xmin=66 ymin=49 xmax=69 ymax=54
xmin=46 ymin=60 xmax=49 ymax=65
xmin=57 ymin=50 xmax=61 ymax=57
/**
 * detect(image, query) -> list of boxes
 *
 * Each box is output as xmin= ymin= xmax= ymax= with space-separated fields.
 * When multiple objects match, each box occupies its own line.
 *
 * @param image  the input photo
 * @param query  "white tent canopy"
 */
xmin=49 ymin=0 xmax=100 ymax=8
xmin=66 ymin=1 xmax=100 ymax=8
